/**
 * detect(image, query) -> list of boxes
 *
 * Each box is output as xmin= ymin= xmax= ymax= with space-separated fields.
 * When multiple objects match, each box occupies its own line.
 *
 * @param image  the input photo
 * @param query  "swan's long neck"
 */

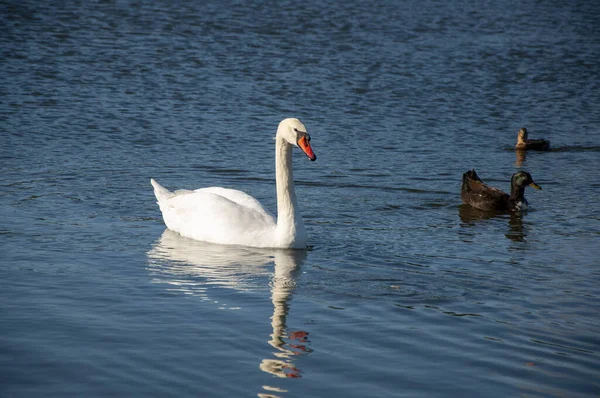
xmin=275 ymin=136 xmax=304 ymax=244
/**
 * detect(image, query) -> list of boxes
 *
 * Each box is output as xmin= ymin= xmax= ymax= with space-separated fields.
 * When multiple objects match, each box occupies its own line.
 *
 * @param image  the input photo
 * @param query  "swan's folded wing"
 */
xmin=194 ymin=187 xmax=275 ymax=219
xmin=159 ymin=190 xmax=276 ymax=245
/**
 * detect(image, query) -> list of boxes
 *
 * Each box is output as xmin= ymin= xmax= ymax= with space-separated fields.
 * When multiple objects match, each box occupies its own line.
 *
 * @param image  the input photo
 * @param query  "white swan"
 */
xmin=151 ymin=118 xmax=317 ymax=249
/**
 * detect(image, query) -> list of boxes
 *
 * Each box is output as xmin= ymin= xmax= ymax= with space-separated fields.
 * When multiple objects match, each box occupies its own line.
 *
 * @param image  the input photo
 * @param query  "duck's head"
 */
xmin=516 ymin=127 xmax=528 ymax=146
xmin=511 ymin=171 xmax=541 ymax=190
xmin=278 ymin=118 xmax=317 ymax=161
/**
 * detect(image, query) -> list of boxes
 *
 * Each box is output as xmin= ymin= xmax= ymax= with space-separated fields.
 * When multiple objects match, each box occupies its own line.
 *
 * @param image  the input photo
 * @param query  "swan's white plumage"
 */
xmin=151 ymin=118 xmax=316 ymax=249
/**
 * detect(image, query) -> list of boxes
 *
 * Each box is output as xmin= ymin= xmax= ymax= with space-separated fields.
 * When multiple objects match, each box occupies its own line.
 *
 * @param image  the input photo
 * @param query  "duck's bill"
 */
xmin=529 ymin=182 xmax=542 ymax=190
xmin=298 ymin=136 xmax=317 ymax=161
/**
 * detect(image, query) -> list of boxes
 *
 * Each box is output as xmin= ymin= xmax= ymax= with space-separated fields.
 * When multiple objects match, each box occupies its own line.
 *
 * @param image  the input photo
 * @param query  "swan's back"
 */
xmin=195 ymin=186 xmax=274 ymax=218
xmin=151 ymin=179 xmax=276 ymax=247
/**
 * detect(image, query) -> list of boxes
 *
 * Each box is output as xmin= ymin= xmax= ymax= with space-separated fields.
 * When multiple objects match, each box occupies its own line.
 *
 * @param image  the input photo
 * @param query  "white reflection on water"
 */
xmin=147 ymin=230 xmax=311 ymax=396
xmin=147 ymin=229 xmax=274 ymax=299
xmin=260 ymin=248 xmax=310 ymax=381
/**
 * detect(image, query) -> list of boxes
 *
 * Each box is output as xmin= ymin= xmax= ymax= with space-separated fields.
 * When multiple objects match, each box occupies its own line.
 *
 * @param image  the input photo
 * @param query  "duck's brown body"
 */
xmin=461 ymin=169 xmax=541 ymax=212
xmin=515 ymin=127 xmax=550 ymax=151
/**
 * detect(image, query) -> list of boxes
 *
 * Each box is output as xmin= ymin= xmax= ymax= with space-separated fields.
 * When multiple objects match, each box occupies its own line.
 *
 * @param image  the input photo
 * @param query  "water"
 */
xmin=2 ymin=1 xmax=600 ymax=396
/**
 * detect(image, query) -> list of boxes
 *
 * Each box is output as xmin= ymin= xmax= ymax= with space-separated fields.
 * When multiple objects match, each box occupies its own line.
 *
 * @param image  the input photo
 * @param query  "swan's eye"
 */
xmin=307 ymin=134 xmax=311 ymax=142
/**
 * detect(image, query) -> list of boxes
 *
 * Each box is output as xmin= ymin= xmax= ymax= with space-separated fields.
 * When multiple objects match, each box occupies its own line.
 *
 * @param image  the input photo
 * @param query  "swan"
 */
xmin=151 ymin=118 xmax=317 ymax=249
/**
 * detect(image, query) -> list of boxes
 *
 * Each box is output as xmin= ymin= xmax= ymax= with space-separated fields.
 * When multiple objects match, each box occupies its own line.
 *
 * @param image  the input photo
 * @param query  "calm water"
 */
xmin=2 ymin=1 xmax=600 ymax=396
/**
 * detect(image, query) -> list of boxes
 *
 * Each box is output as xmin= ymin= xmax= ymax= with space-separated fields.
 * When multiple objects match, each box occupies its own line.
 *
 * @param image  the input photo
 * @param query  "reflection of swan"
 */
xmin=147 ymin=230 xmax=311 ymax=393
xmin=259 ymin=249 xmax=310 ymax=381
xmin=147 ymin=229 xmax=275 ymax=295
xmin=150 ymin=118 xmax=317 ymax=249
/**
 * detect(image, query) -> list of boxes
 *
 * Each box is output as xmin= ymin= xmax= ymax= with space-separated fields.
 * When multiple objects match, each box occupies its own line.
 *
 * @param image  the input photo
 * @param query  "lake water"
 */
xmin=2 ymin=1 xmax=600 ymax=397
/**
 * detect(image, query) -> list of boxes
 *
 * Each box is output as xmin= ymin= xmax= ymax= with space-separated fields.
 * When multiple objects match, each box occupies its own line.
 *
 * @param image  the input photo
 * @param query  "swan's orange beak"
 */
xmin=298 ymin=136 xmax=316 ymax=161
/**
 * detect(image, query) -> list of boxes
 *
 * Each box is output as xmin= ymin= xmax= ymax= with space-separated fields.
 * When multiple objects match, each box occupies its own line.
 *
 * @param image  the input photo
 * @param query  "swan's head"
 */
xmin=278 ymin=118 xmax=317 ymax=161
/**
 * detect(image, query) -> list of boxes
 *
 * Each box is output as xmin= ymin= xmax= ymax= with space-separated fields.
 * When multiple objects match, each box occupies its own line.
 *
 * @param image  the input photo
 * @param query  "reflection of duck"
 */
xmin=515 ymin=149 xmax=526 ymax=166
xmin=458 ymin=205 xmax=526 ymax=242
xmin=461 ymin=169 xmax=542 ymax=212
xmin=515 ymin=127 xmax=550 ymax=151
xmin=146 ymin=230 xmax=311 ymax=394
xmin=505 ymin=213 xmax=526 ymax=242
xmin=458 ymin=204 xmax=503 ymax=223
xmin=150 ymin=118 xmax=317 ymax=249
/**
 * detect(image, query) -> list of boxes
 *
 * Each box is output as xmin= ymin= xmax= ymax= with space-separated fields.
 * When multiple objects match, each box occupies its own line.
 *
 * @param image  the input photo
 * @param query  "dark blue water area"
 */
xmin=2 ymin=1 xmax=600 ymax=397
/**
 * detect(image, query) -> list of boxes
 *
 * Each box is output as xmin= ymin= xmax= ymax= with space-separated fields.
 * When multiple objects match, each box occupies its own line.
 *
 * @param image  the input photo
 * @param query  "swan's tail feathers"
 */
xmin=151 ymin=178 xmax=175 ymax=203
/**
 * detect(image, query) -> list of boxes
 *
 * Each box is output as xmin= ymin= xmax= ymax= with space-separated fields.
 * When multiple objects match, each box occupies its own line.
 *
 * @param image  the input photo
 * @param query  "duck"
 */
xmin=515 ymin=127 xmax=550 ymax=150
xmin=461 ymin=169 xmax=541 ymax=212
xmin=151 ymin=118 xmax=317 ymax=249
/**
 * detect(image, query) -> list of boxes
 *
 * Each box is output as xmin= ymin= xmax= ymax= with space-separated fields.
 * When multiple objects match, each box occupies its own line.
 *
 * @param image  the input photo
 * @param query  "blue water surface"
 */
xmin=2 ymin=1 xmax=600 ymax=397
